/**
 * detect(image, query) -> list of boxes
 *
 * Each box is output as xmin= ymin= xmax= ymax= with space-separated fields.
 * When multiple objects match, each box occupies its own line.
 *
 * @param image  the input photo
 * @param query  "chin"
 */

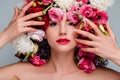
xmin=54 ymin=45 xmax=76 ymax=53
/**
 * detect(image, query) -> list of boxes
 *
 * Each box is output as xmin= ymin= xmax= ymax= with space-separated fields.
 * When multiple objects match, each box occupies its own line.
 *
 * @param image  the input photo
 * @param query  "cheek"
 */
xmin=46 ymin=30 xmax=57 ymax=45
xmin=68 ymin=27 xmax=78 ymax=39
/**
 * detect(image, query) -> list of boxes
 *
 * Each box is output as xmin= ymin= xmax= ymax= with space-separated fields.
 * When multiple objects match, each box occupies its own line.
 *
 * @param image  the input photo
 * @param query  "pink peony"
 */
xmin=76 ymin=0 xmax=89 ymax=4
xmin=42 ymin=0 xmax=53 ymax=6
xmin=27 ymin=30 xmax=45 ymax=42
xmin=67 ymin=11 xmax=80 ymax=24
xmin=78 ymin=58 xmax=96 ymax=73
xmin=78 ymin=5 xmax=93 ymax=18
xmin=29 ymin=55 xmax=46 ymax=66
xmin=48 ymin=8 xmax=64 ymax=22
xmin=92 ymin=11 xmax=108 ymax=25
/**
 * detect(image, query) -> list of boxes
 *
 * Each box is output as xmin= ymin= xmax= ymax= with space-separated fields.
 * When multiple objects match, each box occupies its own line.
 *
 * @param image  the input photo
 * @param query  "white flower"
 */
xmin=53 ymin=0 xmax=76 ymax=11
xmin=27 ymin=30 xmax=45 ymax=42
xmin=12 ymin=34 xmax=34 ymax=53
xmin=89 ymin=0 xmax=114 ymax=10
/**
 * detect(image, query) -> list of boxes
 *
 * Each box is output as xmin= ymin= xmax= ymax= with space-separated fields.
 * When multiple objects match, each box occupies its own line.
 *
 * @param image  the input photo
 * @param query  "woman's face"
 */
xmin=45 ymin=15 xmax=79 ymax=52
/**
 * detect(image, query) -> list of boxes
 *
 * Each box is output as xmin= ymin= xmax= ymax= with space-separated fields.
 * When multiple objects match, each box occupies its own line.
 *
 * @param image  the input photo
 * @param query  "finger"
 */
xmin=12 ymin=7 xmax=19 ymax=21
xmin=74 ymin=29 xmax=97 ymax=40
xmin=18 ymin=1 xmax=33 ymax=17
xmin=84 ymin=18 xmax=103 ymax=36
xmin=75 ymin=39 xmax=96 ymax=47
xmin=21 ymin=11 xmax=43 ymax=21
xmin=106 ymin=22 xmax=115 ymax=38
xmin=22 ymin=21 xmax=45 ymax=27
xmin=81 ymin=47 xmax=97 ymax=54
xmin=24 ymin=27 xmax=38 ymax=32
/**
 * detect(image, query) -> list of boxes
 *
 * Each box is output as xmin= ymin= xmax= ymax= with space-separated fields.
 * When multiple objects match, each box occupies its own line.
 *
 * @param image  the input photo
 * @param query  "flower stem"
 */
xmin=79 ymin=21 xmax=84 ymax=30
xmin=42 ymin=3 xmax=54 ymax=15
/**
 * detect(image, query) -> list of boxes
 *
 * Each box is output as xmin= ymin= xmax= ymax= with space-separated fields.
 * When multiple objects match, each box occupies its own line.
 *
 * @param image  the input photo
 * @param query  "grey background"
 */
xmin=0 ymin=0 xmax=120 ymax=72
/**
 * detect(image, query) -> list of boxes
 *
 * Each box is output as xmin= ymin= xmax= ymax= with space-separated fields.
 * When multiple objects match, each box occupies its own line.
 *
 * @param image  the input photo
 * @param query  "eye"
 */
xmin=49 ymin=22 xmax=58 ymax=27
xmin=68 ymin=22 xmax=78 ymax=27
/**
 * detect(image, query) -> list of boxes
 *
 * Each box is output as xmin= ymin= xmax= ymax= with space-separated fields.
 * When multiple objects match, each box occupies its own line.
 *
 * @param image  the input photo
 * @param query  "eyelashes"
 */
xmin=68 ymin=22 xmax=78 ymax=27
xmin=67 ymin=21 xmax=80 ymax=27
xmin=49 ymin=21 xmax=80 ymax=27
xmin=49 ymin=22 xmax=58 ymax=27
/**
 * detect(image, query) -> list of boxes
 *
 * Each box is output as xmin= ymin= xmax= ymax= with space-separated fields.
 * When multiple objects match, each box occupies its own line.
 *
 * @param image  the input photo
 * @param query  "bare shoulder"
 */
xmin=0 ymin=62 xmax=36 ymax=79
xmin=0 ymin=62 xmax=32 ymax=71
xmin=92 ymin=67 xmax=120 ymax=80
xmin=76 ymin=67 xmax=120 ymax=80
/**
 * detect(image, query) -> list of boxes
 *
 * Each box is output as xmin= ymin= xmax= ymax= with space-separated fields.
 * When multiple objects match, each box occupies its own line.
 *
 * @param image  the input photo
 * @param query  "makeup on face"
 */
xmin=56 ymin=38 xmax=70 ymax=45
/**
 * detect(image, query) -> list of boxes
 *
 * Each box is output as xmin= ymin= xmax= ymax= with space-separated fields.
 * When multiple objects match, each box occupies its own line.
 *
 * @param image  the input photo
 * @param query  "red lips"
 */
xmin=56 ymin=38 xmax=70 ymax=45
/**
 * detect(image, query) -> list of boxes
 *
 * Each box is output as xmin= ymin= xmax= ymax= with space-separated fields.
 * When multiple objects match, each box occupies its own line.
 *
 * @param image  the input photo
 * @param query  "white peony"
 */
xmin=12 ymin=34 xmax=34 ymax=53
xmin=89 ymin=0 xmax=114 ymax=11
xmin=27 ymin=30 xmax=45 ymax=42
xmin=53 ymin=0 xmax=76 ymax=11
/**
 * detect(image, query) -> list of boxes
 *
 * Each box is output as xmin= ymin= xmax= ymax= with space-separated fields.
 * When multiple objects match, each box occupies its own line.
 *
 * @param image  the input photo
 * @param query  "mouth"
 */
xmin=56 ymin=38 xmax=70 ymax=45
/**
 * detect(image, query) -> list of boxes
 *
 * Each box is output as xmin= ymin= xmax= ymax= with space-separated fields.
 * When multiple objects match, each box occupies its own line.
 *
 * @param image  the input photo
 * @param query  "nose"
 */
xmin=59 ymin=22 xmax=67 ymax=36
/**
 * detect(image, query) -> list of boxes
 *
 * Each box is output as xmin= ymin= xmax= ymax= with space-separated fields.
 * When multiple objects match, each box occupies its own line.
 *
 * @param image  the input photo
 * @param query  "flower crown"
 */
xmin=13 ymin=0 xmax=114 ymax=73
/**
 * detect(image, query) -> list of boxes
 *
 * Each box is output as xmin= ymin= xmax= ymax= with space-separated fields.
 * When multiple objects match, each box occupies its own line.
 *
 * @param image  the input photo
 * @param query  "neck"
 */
xmin=46 ymin=49 xmax=79 ymax=74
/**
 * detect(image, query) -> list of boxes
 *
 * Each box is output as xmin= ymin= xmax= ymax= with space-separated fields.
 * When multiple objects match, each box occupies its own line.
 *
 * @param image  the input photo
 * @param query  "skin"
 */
xmin=0 ymin=1 xmax=120 ymax=80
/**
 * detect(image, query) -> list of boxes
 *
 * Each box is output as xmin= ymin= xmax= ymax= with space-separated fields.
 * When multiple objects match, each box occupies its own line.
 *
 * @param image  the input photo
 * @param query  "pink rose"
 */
xmin=78 ymin=58 xmax=96 ymax=73
xmin=67 ymin=11 xmax=80 ymax=24
xmin=29 ymin=55 xmax=46 ymax=66
xmin=48 ymin=8 xmax=64 ymax=22
xmin=42 ymin=0 xmax=53 ymax=5
xmin=92 ymin=11 xmax=108 ymax=25
xmin=76 ymin=0 xmax=89 ymax=4
xmin=78 ymin=5 xmax=93 ymax=18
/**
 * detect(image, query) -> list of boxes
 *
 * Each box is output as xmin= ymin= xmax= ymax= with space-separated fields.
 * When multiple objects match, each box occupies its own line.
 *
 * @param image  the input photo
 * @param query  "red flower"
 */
xmin=92 ymin=11 xmax=108 ymax=25
xmin=81 ymin=25 xmax=93 ymax=33
xmin=26 ymin=7 xmax=49 ymax=30
xmin=29 ymin=55 xmax=46 ymax=66
xmin=78 ymin=5 xmax=94 ymax=18
xmin=27 ymin=7 xmax=43 ymax=13
xmin=78 ymin=58 xmax=96 ymax=73
xmin=42 ymin=0 xmax=53 ymax=6
xmin=78 ymin=50 xmax=96 ymax=61
xmin=25 ymin=0 xmax=40 ymax=7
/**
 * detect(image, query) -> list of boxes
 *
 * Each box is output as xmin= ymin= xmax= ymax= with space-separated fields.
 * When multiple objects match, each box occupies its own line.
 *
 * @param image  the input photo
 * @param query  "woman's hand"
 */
xmin=74 ymin=18 xmax=120 ymax=66
xmin=0 ymin=1 xmax=45 ymax=48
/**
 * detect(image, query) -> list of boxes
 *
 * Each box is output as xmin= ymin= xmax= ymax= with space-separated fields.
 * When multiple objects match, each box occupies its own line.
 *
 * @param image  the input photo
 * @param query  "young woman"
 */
xmin=0 ymin=0 xmax=120 ymax=80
